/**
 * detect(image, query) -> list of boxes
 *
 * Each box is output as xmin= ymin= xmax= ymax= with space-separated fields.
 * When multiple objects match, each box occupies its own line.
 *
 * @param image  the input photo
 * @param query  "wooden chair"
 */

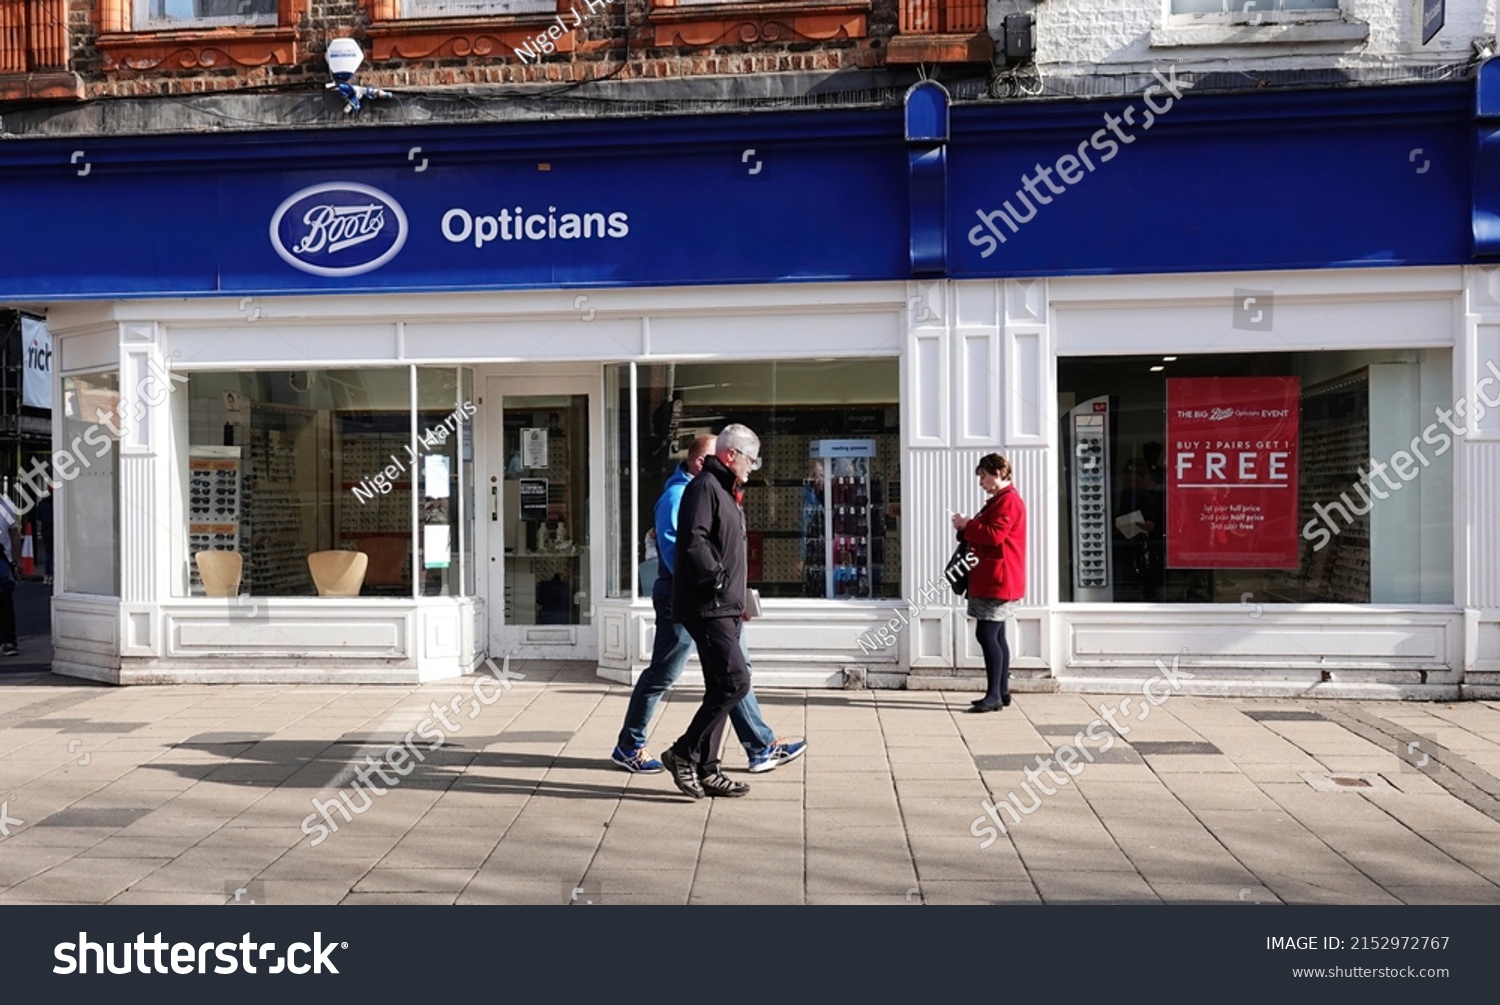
xmin=195 ymin=551 xmax=242 ymax=598
xmin=307 ymin=550 xmax=368 ymax=597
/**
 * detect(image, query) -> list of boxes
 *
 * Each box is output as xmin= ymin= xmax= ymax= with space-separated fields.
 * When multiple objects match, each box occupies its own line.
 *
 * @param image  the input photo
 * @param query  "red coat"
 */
xmin=961 ymin=486 xmax=1027 ymax=601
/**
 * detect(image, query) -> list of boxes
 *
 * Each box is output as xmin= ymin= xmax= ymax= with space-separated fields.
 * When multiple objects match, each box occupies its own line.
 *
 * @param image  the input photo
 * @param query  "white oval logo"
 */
xmin=270 ymin=182 xmax=408 ymax=277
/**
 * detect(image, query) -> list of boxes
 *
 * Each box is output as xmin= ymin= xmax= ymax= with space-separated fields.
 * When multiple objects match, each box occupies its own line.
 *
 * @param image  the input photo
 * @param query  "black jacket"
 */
xmin=671 ymin=455 xmax=746 ymax=621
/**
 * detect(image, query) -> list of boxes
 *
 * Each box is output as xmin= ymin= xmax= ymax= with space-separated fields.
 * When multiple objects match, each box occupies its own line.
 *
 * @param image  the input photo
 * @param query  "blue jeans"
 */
xmin=616 ymin=575 xmax=777 ymax=757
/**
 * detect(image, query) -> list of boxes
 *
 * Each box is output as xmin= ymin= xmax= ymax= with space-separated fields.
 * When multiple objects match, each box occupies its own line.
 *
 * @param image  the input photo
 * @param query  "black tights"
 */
xmin=976 ymin=619 xmax=1010 ymax=703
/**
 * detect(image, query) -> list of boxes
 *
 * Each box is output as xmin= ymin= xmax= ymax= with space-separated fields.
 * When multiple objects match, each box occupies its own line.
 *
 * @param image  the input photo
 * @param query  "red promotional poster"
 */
xmin=1166 ymin=376 xmax=1300 ymax=569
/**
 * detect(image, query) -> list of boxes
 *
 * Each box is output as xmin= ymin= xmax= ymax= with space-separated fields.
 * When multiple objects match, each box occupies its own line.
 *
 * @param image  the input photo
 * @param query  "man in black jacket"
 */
xmin=661 ymin=423 xmax=761 ymax=798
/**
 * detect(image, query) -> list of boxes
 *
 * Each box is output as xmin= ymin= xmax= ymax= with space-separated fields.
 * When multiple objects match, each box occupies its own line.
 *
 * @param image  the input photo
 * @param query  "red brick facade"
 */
xmin=0 ymin=0 xmax=982 ymax=102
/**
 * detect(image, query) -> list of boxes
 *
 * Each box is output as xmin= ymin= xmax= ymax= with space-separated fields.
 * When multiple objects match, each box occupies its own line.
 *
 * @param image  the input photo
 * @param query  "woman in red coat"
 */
xmin=951 ymin=453 xmax=1027 ymax=713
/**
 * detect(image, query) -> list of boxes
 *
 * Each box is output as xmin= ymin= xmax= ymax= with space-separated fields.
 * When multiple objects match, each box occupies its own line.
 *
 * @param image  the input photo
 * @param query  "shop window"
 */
xmin=1058 ymin=349 xmax=1453 ymax=606
xmin=134 ymin=0 xmax=277 ymax=30
xmin=399 ymin=0 xmax=550 ymax=17
xmin=606 ymin=359 xmax=900 ymax=601
xmin=60 ymin=373 xmax=121 ymax=596
xmin=1171 ymin=0 xmax=1339 ymax=17
xmin=173 ymin=367 xmax=474 ymax=600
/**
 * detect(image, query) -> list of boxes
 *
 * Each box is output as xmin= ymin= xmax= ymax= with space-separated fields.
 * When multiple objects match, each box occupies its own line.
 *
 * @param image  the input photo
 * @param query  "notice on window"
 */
xmin=424 ymin=454 xmax=451 ymax=500
xmin=519 ymin=478 xmax=548 ymax=522
xmin=423 ymin=524 xmax=451 ymax=569
xmin=1166 ymin=376 xmax=1300 ymax=569
xmin=522 ymin=428 xmax=548 ymax=468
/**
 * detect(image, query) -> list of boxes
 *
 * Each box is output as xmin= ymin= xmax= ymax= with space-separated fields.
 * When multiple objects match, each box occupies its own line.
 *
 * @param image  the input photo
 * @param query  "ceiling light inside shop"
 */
xmin=1150 ymin=365 xmax=1165 ymax=372
xmin=1162 ymin=356 xmax=1177 ymax=361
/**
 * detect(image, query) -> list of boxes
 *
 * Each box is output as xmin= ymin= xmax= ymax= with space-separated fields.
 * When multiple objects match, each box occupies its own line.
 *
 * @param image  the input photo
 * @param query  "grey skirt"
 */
xmin=967 ymin=597 xmax=1018 ymax=622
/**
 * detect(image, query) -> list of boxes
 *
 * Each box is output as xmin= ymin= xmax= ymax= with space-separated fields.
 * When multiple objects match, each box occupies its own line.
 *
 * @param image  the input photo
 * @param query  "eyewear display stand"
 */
xmin=1067 ymin=396 xmax=1113 ymax=602
xmin=188 ymin=445 xmax=242 ymax=596
xmin=804 ymin=439 xmax=882 ymax=599
xmin=246 ymin=403 xmax=319 ymax=595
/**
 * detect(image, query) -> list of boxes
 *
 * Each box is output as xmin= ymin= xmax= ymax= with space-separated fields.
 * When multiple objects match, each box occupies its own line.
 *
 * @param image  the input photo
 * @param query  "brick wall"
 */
xmin=14 ymin=0 xmax=1493 ymax=105
xmin=53 ymin=0 xmax=902 ymax=98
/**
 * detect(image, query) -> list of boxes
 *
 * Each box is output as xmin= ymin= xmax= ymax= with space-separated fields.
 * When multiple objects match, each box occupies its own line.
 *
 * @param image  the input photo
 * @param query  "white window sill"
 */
xmin=1150 ymin=19 xmax=1368 ymax=48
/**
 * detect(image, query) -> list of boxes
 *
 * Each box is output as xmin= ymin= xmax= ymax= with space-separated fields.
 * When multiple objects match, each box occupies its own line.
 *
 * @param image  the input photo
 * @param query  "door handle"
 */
xmin=491 ymin=485 xmax=498 ymax=522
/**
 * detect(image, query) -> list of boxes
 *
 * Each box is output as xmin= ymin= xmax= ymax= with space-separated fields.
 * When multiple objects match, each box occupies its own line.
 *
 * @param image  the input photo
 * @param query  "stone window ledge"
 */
xmin=366 ymin=16 xmax=577 ymax=61
xmin=0 ymin=72 xmax=85 ymax=101
xmin=98 ymin=27 xmax=300 ymax=71
xmin=1150 ymin=18 xmax=1369 ymax=48
xmin=645 ymin=0 xmax=870 ymax=48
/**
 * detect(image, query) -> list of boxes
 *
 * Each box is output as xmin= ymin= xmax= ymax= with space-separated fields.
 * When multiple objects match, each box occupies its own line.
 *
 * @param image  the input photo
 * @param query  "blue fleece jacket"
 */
xmin=653 ymin=463 xmax=693 ymax=575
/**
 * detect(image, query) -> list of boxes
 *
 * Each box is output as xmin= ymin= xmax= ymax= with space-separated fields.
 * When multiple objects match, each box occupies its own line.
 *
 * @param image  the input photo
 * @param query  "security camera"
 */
xmin=326 ymin=37 xmax=364 ymax=82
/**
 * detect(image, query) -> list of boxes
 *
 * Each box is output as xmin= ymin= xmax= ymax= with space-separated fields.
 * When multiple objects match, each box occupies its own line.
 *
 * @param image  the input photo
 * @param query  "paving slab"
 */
xmin=0 ymin=676 xmax=1496 ymax=904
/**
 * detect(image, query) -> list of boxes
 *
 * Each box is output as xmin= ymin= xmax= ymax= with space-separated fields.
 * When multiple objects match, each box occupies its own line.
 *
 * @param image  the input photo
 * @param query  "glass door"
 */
xmin=486 ymin=377 xmax=596 ymax=658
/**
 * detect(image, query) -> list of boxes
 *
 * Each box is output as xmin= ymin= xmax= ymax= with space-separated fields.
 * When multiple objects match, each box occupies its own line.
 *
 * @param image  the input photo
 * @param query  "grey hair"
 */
xmin=716 ymin=423 xmax=761 ymax=459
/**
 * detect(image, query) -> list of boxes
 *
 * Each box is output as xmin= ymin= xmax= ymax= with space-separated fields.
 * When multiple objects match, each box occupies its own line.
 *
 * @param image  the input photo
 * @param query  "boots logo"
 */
xmin=270 ymin=182 xmax=408 ymax=277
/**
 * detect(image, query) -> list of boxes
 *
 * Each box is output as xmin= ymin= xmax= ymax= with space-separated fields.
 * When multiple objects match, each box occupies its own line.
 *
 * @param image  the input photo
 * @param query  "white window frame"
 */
xmin=400 ymin=0 xmax=553 ymax=18
xmin=134 ymin=0 xmax=278 ymax=32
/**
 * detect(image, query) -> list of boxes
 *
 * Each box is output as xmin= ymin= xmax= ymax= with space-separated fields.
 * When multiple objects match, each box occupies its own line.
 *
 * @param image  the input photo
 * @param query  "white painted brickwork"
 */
xmin=996 ymin=0 xmax=1497 ymax=83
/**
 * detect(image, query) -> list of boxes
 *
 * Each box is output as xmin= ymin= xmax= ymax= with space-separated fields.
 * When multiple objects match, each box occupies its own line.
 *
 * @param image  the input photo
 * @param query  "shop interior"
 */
xmin=177 ymin=368 xmax=473 ymax=599
xmin=611 ymin=359 xmax=902 ymax=601
xmin=500 ymin=394 xmax=591 ymax=626
xmin=1058 ymin=348 xmax=1453 ymax=606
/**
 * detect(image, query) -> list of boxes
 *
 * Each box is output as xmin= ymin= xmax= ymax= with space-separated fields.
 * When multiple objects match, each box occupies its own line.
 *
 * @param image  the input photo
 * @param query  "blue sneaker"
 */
xmin=611 ymin=745 xmax=663 ymax=773
xmin=748 ymin=738 xmax=807 ymax=774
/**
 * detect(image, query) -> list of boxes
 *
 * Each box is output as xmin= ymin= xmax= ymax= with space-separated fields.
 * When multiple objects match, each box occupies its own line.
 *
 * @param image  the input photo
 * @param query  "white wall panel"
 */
xmin=170 ymin=324 xmax=401 ymax=366
xmin=910 ymin=278 xmax=946 ymax=328
xmin=1465 ymin=442 xmax=1500 ymax=609
xmin=954 ymin=280 xmax=998 ymax=328
xmin=1469 ymin=266 xmax=1500 ymax=311
xmin=1005 ymin=278 xmax=1045 ymax=325
xmin=118 ymin=458 xmax=156 ymax=611
xmin=909 ymin=332 xmax=947 ymax=445
xmin=173 ymin=615 xmax=405 ymax=653
xmin=1005 ymin=326 xmax=1047 ymax=443
xmin=1056 ymin=609 xmax=1460 ymax=679
xmin=1057 ymin=296 xmax=1456 ymax=356
xmin=405 ymin=319 xmax=643 ymax=361
xmin=1468 ymin=321 xmax=1500 ymax=436
xmin=646 ymin=311 xmax=900 ymax=359
xmin=957 ymin=330 xmax=1001 ymax=445
xmin=908 ymin=448 xmax=960 ymax=665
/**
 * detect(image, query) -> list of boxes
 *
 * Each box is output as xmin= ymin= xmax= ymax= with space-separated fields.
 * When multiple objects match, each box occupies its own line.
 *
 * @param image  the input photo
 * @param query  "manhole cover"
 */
xmin=1299 ymin=771 xmax=1396 ymax=793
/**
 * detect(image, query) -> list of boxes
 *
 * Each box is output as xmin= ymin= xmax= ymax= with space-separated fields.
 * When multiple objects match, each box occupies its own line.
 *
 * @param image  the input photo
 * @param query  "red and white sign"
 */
xmin=1166 ymin=376 xmax=1300 ymax=569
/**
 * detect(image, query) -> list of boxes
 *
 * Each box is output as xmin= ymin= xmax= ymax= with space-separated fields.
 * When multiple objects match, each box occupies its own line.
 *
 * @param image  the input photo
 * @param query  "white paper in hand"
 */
xmin=1114 ymin=510 xmax=1147 ymax=540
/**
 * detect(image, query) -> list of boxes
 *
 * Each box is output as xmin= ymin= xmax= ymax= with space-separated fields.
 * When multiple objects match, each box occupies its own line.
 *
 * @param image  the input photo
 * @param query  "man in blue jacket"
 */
xmin=660 ymin=424 xmax=789 ymax=798
xmin=610 ymin=432 xmax=805 ymax=778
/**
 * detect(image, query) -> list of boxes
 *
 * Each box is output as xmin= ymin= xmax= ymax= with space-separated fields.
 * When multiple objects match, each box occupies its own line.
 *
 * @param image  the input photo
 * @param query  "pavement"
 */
xmin=0 ymin=659 xmax=1498 ymax=905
